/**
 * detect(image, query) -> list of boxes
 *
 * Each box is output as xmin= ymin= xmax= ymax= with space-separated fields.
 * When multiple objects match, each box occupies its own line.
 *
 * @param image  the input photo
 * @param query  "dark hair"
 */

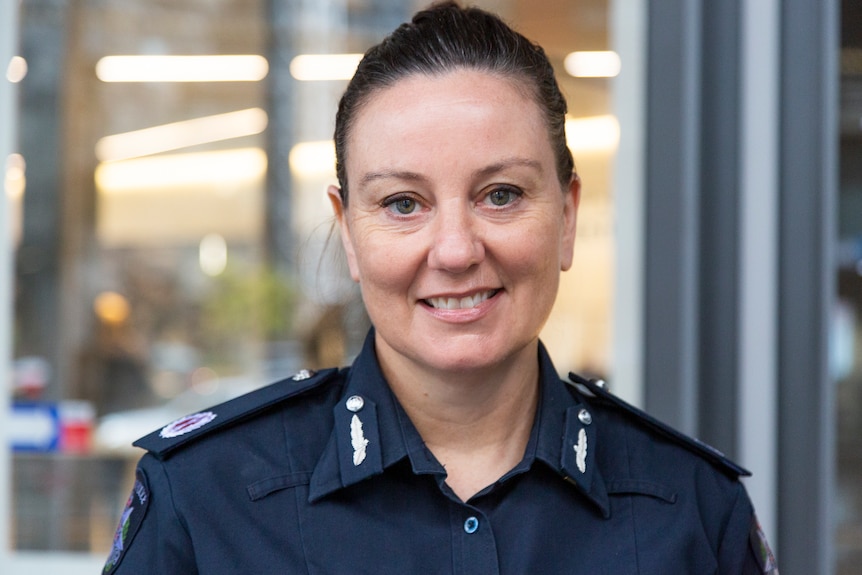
xmin=333 ymin=1 xmax=574 ymax=204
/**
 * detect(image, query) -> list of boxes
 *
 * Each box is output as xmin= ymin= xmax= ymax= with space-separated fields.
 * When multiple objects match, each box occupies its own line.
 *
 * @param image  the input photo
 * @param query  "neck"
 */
xmin=378 ymin=339 xmax=541 ymax=501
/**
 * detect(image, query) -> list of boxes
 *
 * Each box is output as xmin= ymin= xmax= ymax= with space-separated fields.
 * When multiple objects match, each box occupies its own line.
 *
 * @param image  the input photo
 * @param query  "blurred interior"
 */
xmin=7 ymin=0 xmax=619 ymax=554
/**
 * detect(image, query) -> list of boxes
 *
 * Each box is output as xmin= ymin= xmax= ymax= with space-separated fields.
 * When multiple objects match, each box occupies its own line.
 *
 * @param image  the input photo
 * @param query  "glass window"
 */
xmin=3 ymin=0 xmax=630 ymax=564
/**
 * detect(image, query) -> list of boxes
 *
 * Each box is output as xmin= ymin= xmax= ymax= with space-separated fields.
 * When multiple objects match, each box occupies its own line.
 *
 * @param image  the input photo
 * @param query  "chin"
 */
xmin=414 ymin=335 xmax=536 ymax=375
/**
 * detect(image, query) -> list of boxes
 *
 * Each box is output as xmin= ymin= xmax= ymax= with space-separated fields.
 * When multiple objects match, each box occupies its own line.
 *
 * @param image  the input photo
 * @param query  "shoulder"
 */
xmin=568 ymin=372 xmax=750 ymax=479
xmin=133 ymin=368 xmax=343 ymax=459
xmin=568 ymin=376 xmax=772 ymax=572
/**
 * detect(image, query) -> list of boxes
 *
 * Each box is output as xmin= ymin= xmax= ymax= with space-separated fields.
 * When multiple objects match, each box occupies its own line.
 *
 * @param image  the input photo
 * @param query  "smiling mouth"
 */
xmin=423 ymin=289 xmax=500 ymax=310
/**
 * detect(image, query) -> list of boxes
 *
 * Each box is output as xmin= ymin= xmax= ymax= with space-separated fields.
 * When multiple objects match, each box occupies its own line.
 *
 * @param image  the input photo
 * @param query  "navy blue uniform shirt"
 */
xmin=105 ymin=331 xmax=778 ymax=574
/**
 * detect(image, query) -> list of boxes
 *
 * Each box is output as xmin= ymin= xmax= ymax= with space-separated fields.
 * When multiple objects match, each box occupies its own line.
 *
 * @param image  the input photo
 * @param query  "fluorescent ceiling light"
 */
xmin=290 ymin=54 xmax=363 ymax=81
xmin=95 ymin=148 xmax=267 ymax=192
xmin=96 ymin=55 xmax=269 ymax=83
xmin=564 ymin=51 xmax=621 ymax=78
xmin=96 ymin=108 xmax=268 ymax=162
xmin=566 ymin=115 xmax=620 ymax=153
xmin=289 ymin=140 xmax=336 ymax=178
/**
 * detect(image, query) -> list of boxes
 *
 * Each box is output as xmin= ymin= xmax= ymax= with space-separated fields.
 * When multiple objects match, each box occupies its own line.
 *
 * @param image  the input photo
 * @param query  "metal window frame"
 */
xmin=643 ymin=0 xmax=838 ymax=572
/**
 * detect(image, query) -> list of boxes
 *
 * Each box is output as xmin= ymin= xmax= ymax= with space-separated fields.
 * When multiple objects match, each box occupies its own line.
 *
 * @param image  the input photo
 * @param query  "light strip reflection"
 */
xmin=564 ymin=51 xmax=622 ymax=78
xmin=96 ymin=108 xmax=268 ymax=162
xmin=566 ymin=115 xmax=620 ymax=153
xmin=95 ymin=148 xmax=267 ymax=192
xmin=289 ymin=54 xmax=363 ymax=81
xmin=96 ymin=55 xmax=269 ymax=83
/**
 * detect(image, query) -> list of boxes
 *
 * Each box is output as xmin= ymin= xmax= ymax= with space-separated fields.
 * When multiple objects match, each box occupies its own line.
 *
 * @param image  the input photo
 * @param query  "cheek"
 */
xmin=350 ymin=228 xmax=423 ymax=295
xmin=495 ymin=218 xmax=565 ymax=278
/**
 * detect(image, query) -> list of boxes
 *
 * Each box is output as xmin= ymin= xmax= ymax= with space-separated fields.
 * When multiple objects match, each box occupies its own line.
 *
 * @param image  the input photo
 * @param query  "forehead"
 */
xmin=346 ymin=70 xmax=552 ymax=175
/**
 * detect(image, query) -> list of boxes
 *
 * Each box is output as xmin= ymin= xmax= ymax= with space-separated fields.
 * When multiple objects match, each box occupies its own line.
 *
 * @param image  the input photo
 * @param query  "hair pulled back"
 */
xmin=333 ymin=1 xmax=574 ymax=203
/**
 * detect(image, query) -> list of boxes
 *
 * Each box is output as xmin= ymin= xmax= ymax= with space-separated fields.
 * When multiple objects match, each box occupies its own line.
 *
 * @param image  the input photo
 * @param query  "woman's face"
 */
xmin=330 ymin=69 xmax=579 ymax=376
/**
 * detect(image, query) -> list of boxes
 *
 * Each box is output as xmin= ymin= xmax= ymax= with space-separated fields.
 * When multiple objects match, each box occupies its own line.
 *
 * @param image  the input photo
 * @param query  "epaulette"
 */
xmin=568 ymin=372 xmax=751 ymax=478
xmin=134 ymin=368 xmax=339 ymax=459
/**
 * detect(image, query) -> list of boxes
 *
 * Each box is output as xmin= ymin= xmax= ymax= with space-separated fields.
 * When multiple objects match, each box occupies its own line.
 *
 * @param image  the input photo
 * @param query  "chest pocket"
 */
xmin=605 ymin=479 xmax=677 ymax=503
xmin=604 ymin=479 xmax=720 ymax=574
xmin=247 ymin=472 xmax=312 ymax=501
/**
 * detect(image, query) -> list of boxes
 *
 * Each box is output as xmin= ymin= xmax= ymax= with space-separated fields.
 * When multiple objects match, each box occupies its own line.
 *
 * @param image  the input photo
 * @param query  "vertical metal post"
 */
xmin=265 ymin=0 xmax=300 ymax=273
xmin=14 ymin=0 xmax=68 ymax=401
xmin=644 ymin=0 xmax=702 ymax=434
xmin=696 ymin=0 xmax=741 ymax=456
xmin=777 ymin=0 xmax=838 ymax=573
xmin=737 ymin=0 xmax=780 ymax=546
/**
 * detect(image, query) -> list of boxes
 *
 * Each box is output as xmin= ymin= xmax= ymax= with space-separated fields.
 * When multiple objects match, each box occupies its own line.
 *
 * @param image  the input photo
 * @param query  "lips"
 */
xmin=423 ymin=289 xmax=499 ymax=310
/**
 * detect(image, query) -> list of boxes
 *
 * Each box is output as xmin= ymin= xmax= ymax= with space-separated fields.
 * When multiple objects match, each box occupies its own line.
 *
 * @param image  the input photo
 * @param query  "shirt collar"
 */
xmin=309 ymin=330 xmax=423 ymax=502
xmin=309 ymin=330 xmax=609 ymax=516
xmin=533 ymin=342 xmax=609 ymax=517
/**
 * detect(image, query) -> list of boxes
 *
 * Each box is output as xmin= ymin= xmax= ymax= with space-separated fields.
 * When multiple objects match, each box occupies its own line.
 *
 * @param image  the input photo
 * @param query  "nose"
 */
xmin=427 ymin=202 xmax=485 ymax=273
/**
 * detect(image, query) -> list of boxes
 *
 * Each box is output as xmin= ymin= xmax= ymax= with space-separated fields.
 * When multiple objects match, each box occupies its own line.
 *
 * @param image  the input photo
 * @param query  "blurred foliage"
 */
xmin=198 ymin=263 xmax=298 ymax=365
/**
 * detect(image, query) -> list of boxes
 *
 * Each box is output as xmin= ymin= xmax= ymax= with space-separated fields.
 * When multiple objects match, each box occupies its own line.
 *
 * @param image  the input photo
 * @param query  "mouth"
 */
xmin=423 ymin=289 xmax=500 ymax=310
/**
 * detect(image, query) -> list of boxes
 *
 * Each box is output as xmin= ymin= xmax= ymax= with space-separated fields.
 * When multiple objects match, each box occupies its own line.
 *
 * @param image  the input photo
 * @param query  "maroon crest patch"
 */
xmin=159 ymin=411 xmax=217 ymax=439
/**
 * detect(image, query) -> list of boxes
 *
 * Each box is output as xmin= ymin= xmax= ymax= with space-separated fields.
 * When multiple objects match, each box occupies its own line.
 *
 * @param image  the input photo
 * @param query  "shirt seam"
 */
xmin=715 ymin=481 xmax=748 ymax=570
xmin=156 ymin=455 xmax=199 ymax=573
xmin=279 ymin=397 xmax=314 ymax=575
xmin=623 ymin=424 xmax=642 ymax=574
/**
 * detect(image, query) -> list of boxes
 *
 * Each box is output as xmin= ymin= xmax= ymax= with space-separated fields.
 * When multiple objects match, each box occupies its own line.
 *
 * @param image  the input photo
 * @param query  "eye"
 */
xmin=486 ymin=186 xmax=521 ymax=207
xmin=382 ymin=195 xmax=419 ymax=215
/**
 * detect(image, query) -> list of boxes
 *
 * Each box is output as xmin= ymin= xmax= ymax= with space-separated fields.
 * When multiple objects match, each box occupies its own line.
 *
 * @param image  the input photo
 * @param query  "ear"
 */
xmin=560 ymin=174 xmax=581 ymax=272
xmin=327 ymin=185 xmax=361 ymax=282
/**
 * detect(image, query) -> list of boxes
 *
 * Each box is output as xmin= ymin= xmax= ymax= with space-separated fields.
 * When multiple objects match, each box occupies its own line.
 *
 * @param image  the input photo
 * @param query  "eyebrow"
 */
xmin=359 ymin=170 xmax=426 ymax=186
xmin=471 ymin=157 xmax=543 ymax=179
xmin=358 ymin=157 xmax=543 ymax=186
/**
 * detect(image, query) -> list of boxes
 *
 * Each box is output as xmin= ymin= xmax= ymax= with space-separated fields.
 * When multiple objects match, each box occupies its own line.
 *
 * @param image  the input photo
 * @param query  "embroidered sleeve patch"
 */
xmin=749 ymin=515 xmax=779 ymax=574
xmin=104 ymin=468 xmax=150 ymax=574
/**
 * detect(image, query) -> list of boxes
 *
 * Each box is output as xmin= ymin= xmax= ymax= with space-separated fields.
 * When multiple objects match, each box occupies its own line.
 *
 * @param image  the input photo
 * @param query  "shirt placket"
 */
xmin=449 ymin=502 xmax=500 ymax=575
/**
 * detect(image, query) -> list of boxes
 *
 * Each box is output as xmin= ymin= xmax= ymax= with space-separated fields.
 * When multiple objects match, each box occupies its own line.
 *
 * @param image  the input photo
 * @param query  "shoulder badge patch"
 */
xmin=104 ymin=469 xmax=150 ymax=574
xmin=134 ymin=367 xmax=340 ymax=458
xmin=159 ymin=411 xmax=217 ymax=439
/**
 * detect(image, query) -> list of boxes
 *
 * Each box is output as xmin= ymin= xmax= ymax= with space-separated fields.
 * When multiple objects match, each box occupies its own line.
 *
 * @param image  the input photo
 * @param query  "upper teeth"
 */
xmin=427 ymin=291 xmax=495 ymax=310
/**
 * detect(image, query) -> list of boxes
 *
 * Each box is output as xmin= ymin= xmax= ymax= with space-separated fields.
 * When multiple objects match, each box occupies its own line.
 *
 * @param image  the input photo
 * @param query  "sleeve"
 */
xmin=103 ymin=453 xmax=198 ymax=575
xmin=717 ymin=483 xmax=779 ymax=574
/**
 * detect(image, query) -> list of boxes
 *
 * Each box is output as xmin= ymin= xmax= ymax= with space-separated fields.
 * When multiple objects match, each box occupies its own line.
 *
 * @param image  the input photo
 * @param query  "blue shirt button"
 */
xmin=464 ymin=516 xmax=479 ymax=534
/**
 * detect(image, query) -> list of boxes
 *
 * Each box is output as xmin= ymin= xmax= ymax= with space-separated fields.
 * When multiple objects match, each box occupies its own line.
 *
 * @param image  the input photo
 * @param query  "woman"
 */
xmin=105 ymin=3 xmax=777 ymax=573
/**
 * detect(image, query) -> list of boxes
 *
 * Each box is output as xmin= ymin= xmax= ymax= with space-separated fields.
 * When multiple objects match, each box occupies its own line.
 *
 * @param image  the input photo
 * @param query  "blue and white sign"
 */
xmin=10 ymin=402 xmax=60 ymax=452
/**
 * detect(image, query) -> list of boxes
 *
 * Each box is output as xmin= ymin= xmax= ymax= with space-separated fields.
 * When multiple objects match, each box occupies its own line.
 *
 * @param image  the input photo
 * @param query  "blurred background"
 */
xmin=0 ymin=0 xmax=858 ymax=573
